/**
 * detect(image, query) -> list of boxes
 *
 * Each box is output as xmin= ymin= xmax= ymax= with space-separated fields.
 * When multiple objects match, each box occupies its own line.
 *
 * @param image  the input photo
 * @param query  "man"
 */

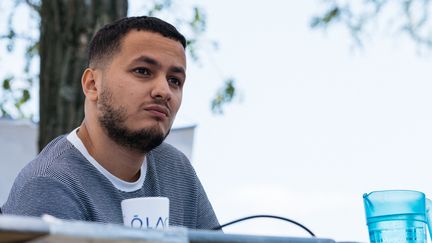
xmin=2 ymin=16 xmax=219 ymax=230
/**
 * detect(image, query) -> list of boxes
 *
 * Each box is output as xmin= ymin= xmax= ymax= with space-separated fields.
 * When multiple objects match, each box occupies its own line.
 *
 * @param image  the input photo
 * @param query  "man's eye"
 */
xmin=133 ymin=68 xmax=150 ymax=75
xmin=168 ymin=77 xmax=182 ymax=87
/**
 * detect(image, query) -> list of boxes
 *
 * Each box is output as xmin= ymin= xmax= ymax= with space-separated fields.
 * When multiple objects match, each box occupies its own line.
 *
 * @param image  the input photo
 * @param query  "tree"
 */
xmin=311 ymin=0 xmax=432 ymax=49
xmin=39 ymin=0 xmax=128 ymax=149
xmin=1 ymin=0 xmax=236 ymax=150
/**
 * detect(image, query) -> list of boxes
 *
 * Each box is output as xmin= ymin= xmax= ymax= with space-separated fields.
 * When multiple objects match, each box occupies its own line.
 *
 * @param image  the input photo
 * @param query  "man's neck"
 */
xmin=77 ymin=121 xmax=145 ymax=182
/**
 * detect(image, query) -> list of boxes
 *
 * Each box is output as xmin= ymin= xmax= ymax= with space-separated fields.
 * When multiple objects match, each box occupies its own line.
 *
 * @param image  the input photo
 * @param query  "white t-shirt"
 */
xmin=66 ymin=127 xmax=147 ymax=192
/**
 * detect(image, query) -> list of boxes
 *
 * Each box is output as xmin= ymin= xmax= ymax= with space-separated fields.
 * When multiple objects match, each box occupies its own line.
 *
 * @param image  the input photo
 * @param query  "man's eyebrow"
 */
xmin=132 ymin=55 xmax=185 ymax=75
xmin=170 ymin=66 xmax=186 ymax=75
xmin=132 ymin=56 xmax=160 ymax=67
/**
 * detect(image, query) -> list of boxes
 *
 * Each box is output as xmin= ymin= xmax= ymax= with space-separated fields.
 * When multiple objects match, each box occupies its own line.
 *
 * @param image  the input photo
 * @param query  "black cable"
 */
xmin=211 ymin=214 xmax=316 ymax=237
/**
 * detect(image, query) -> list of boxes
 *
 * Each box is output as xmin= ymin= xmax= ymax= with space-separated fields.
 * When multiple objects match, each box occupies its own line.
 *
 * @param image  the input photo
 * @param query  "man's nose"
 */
xmin=150 ymin=76 xmax=172 ymax=101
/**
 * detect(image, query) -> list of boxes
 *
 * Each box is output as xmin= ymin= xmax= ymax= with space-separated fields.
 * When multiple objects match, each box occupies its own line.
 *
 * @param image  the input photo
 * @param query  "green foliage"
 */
xmin=0 ymin=76 xmax=32 ymax=118
xmin=0 ymin=0 xmax=39 ymax=119
xmin=211 ymin=78 xmax=237 ymax=114
xmin=19 ymin=89 xmax=31 ymax=105
xmin=312 ymin=0 xmax=432 ymax=48
xmin=186 ymin=7 xmax=207 ymax=62
xmin=310 ymin=6 xmax=341 ymax=28
xmin=191 ymin=7 xmax=206 ymax=32
xmin=6 ymin=30 xmax=16 ymax=52
xmin=24 ymin=42 xmax=39 ymax=73
xmin=2 ymin=77 xmax=11 ymax=90
xmin=147 ymin=0 xmax=172 ymax=16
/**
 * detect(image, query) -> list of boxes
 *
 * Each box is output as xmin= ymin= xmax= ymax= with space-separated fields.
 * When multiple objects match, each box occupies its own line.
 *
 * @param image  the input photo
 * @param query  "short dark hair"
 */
xmin=88 ymin=16 xmax=186 ymax=68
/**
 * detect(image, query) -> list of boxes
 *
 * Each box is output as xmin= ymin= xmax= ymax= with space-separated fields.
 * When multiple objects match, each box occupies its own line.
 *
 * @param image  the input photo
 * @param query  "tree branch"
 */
xmin=24 ymin=0 xmax=41 ymax=14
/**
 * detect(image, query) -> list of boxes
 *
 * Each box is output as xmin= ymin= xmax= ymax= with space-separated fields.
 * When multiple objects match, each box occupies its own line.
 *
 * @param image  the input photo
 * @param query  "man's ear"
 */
xmin=81 ymin=68 xmax=100 ymax=101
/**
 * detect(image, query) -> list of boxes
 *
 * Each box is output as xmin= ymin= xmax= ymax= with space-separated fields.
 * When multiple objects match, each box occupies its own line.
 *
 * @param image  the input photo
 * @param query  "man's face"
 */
xmin=96 ymin=30 xmax=186 ymax=153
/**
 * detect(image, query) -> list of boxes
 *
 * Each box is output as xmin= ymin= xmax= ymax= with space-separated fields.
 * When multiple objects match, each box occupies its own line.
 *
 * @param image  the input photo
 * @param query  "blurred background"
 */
xmin=1 ymin=0 xmax=432 ymax=242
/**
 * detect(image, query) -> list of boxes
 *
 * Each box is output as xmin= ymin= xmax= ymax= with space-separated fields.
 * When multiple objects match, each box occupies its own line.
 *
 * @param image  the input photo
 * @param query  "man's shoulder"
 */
xmin=148 ymin=142 xmax=195 ymax=172
xmin=2 ymin=135 xmax=89 ymax=219
xmin=19 ymin=135 xmax=82 ymax=180
xmin=3 ymin=135 xmax=87 ymax=214
xmin=150 ymin=142 xmax=189 ymax=163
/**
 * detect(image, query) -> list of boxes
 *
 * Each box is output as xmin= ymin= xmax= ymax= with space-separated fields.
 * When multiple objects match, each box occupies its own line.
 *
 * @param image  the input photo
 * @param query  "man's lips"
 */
xmin=144 ymin=105 xmax=170 ymax=118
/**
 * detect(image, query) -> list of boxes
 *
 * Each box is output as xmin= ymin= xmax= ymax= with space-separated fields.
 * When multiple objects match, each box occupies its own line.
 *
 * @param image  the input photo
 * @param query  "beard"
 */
xmin=97 ymin=87 xmax=169 ymax=154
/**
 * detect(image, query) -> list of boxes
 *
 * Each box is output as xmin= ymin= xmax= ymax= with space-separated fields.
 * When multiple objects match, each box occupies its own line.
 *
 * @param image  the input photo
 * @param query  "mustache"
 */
xmin=143 ymin=98 xmax=169 ymax=107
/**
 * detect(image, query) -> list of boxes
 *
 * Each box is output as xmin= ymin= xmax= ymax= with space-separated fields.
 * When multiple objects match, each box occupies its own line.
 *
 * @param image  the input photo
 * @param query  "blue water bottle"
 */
xmin=363 ymin=190 xmax=431 ymax=243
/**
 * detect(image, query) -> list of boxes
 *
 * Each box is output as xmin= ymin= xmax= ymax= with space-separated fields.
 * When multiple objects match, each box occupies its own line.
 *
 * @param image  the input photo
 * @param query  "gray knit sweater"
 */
xmin=2 ymin=136 xmax=219 ymax=229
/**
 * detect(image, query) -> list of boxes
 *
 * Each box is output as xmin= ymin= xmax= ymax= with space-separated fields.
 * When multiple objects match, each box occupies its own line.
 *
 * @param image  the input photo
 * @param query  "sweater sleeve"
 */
xmin=2 ymin=176 xmax=87 ymax=221
xmin=195 ymin=177 xmax=220 ymax=230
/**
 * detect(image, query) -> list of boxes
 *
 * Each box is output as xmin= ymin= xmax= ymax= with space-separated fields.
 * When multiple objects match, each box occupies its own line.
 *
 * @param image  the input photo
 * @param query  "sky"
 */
xmin=2 ymin=0 xmax=432 ymax=241
xmin=136 ymin=1 xmax=432 ymax=241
